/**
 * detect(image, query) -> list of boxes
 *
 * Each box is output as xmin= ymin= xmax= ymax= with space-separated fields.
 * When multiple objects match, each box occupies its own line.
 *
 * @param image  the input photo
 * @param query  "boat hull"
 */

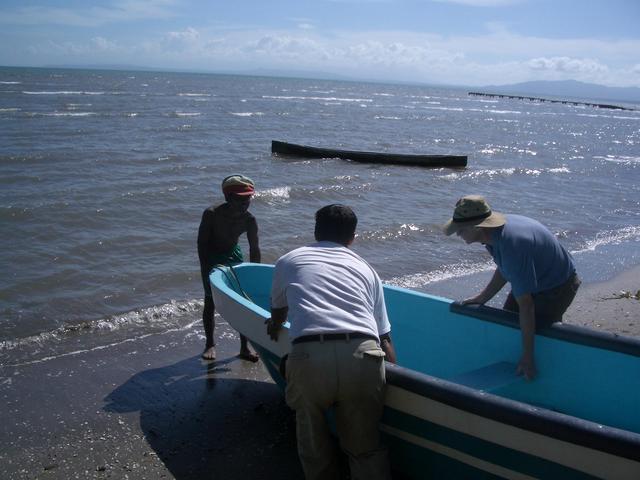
xmin=211 ymin=263 xmax=640 ymax=479
xmin=271 ymin=140 xmax=468 ymax=168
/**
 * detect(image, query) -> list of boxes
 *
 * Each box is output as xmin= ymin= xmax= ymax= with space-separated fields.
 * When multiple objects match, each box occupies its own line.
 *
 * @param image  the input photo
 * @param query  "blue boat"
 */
xmin=211 ymin=263 xmax=640 ymax=479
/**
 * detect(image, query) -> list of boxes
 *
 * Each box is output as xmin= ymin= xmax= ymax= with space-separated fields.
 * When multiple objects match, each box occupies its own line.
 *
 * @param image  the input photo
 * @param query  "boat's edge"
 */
xmin=451 ymin=302 xmax=640 ymax=358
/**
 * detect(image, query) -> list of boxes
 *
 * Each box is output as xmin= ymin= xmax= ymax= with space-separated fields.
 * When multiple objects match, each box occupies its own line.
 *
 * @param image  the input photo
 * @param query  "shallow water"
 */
xmin=1 ymin=66 xmax=639 ymax=365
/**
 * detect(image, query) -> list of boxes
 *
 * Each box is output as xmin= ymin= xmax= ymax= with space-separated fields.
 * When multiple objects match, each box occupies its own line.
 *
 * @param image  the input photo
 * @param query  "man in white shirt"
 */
xmin=267 ymin=204 xmax=396 ymax=480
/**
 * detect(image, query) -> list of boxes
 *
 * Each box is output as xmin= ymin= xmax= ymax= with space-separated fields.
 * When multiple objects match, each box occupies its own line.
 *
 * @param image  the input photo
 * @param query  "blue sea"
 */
xmin=1 ymin=66 xmax=639 ymax=366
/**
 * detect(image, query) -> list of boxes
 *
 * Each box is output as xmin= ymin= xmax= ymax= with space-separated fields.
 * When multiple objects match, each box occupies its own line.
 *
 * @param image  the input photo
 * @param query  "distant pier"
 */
xmin=468 ymin=91 xmax=634 ymax=111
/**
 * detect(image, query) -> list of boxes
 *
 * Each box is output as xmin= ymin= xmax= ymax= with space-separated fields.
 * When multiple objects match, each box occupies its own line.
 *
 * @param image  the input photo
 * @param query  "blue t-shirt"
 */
xmin=486 ymin=214 xmax=575 ymax=298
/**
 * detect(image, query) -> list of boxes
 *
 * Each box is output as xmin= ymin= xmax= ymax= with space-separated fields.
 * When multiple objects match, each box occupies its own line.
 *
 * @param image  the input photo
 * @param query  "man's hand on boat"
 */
xmin=516 ymin=354 xmax=537 ymax=381
xmin=460 ymin=295 xmax=486 ymax=306
xmin=267 ymin=307 xmax=288 ymax=341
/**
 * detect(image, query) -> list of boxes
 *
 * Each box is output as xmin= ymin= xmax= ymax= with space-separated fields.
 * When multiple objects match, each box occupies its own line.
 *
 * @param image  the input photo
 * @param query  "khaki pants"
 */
xmin=285 ymin=338 xmax=391 ymax=480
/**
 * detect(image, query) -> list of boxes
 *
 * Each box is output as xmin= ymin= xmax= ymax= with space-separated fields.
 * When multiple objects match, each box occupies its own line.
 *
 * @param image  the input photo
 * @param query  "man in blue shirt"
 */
xmin=443 ymin=195 xmax=580 ymax=380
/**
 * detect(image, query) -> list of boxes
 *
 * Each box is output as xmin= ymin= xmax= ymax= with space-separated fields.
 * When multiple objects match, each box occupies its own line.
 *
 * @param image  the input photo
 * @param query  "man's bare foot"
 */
xmin=238 ymin=350 xmax=259 ymax=363
xmin=202 ymin=346 xmax=216 ymax=360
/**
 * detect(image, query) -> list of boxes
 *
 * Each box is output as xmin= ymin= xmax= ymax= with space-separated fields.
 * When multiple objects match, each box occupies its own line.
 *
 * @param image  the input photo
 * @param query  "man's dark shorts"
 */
xmin=200 ymin=245 xmax=244 ymax=297
xmin=503 ymin=272 xmax=581 ymax=328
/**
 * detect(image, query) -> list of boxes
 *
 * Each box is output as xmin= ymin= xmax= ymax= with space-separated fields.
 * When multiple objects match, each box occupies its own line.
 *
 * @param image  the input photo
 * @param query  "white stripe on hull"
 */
xmin=380 ymin=423 xmax=537 ymax=480
xmin=385 ymin=385 xmax=640 ymax=480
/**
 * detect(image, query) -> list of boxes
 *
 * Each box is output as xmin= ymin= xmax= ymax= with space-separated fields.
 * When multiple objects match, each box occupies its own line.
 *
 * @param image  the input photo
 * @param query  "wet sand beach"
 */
xmin=0 ymin=319 xmax=303 ymax=480
xmin=1 ymin=266 xmax=638 ymax=480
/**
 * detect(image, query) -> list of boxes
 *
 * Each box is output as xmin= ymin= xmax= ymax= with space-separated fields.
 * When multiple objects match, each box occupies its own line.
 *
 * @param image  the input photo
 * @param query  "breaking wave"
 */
xmin=170 ymin=112 xmax=201 ymax=117
xmin=573 ymin=226 xmax=640 ymax=254
xmin=262 ymin=95 xmax=372 ymax=103
xmin=594 ymin=155 xmax=640 ymax=165
xmin=229 ymin=112 xmax=264 ymax=117
xmin=254 ymin=186 xmax=291 ymax=202
xmin=439 ymin=166 xmax=569 ymax=180
xmin=386 ymin=261 xmax=494 ymax=289
xmin=0 ymin=299 xmax=203 ymax=366
xmin=23 ymin=91 xmax=105 ymax=95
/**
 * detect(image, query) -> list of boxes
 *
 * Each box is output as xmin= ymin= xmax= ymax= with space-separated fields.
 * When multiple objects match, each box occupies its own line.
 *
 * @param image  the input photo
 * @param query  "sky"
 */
xmin=1 ymin=0 xmax=639 ymax=87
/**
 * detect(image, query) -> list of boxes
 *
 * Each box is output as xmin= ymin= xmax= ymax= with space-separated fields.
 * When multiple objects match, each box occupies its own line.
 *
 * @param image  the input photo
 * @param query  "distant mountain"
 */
xmin=480 ymin=80 xmax=640 ymax=104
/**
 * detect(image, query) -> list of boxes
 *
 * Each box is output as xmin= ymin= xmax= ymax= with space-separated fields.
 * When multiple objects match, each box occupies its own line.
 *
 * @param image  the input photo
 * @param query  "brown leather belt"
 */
xmin=292 ymin=332 xmax=377 ymax=345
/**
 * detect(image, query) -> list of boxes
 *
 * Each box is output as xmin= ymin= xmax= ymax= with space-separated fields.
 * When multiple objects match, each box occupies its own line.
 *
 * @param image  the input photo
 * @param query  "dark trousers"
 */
xmin=503 ymin=273 xmax=581 ymax=328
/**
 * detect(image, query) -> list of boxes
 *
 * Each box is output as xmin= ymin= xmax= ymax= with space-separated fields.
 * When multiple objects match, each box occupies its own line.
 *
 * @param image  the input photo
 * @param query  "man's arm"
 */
xmin=380 ymin=333 xmax=397 ymax=364
xmin=515 ymin=293 xmax=537 ymax=380
xmin=267 ymin=307 xmax=288 ymax=341
xmin=197 ymin=210 xmax=213 ymax=261
xmin=247 ymin=217 xmax=261 ymax=263
xmin=461 ymin=268 xmax=507 ymax=305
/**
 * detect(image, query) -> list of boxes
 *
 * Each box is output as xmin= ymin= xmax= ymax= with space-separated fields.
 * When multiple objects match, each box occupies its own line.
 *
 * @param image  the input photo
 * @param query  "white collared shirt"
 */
xmin=271 ymin=241 xmax=391 ymax=340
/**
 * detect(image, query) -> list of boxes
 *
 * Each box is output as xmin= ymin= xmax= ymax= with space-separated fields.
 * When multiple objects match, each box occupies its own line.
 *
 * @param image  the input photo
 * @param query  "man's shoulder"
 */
xmin=203 ymin=203 xmax=225 ymax=215
xmin=278 ymin=245 xmax=310 ymax=261
xmin=503 ymin=215 xmax=551 ymax=239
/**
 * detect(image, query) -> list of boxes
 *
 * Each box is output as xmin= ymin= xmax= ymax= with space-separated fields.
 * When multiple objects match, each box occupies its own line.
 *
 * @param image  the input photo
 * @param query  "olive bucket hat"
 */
xmin=442 ymin=195 xmax=506 ymax=236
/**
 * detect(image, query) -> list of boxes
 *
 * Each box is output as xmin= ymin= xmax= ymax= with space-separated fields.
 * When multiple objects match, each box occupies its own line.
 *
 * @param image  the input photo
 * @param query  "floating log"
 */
xmin=468 ymin=91 xmax=634 ymax=111
xmin=271 ymin=140 xmax=467 ymax=168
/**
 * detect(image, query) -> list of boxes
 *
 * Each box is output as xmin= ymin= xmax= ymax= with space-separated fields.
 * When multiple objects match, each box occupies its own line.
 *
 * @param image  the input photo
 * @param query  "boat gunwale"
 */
xmin=210 ymin=263 xmax=640 ymax=462
xmin=450 ymin=302 xmax=640 ymax=358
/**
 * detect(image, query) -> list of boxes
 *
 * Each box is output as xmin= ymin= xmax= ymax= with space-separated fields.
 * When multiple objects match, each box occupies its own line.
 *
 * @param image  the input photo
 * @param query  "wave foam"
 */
xmin=573 ymin=226 xmax=640 ymax=254
xmin=41 ymin=112 xmax=96 ymax=117
xmin=23 ymin=91 xmax=104 ymax=95
xmin=229 ymin=112 xmax=264 ymax=117
xmin=387 ymin=261 xmax=494 ymax=289
xmin=578 ymin=113 xmax=640 ymax=121
xmin=262 ymin=95 xmax=372 ymax=103
xmin=0 ymin=300 xmax=203 ymax=366
xmin=440 ymin=166 xmax=569 ymax=180
xmin=358 ymin=223 xmax=424 ymax=242
xmin=594 ymin=155 xmax=640 ymax=165
xmin=254 ymin=186 xmax=291 ymax=201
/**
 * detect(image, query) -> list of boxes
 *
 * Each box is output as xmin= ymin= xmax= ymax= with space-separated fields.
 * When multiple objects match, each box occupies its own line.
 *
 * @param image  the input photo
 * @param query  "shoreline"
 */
xmin=0 ymin=264 xmax=638 ymax=479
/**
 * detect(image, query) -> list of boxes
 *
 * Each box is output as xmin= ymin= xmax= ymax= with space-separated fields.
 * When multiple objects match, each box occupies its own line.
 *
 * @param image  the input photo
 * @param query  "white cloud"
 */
xmin=8 ymin=20 xmax=640 ymax=87
xmin=166 ymin=27 xmax=200 ymax=43
xmin=528 ymin=56 xmax=609 ymax=74
xmin=91 ymin=36 xmax=119 ymax=52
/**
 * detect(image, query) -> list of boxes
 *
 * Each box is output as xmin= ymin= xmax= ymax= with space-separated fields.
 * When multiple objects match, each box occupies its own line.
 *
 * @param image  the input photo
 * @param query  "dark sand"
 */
xmin=0 ymin=320 xmax=303 ymax=479
xmin=1 ymin=266 xmax=638 ymax=480
xmin=564 ymin=265 xmax=640 ymax=337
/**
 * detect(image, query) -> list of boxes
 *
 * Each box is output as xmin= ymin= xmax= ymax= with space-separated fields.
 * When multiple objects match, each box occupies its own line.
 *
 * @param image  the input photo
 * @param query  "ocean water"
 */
xmin=1 ymin=66 xmax=639 ymax=365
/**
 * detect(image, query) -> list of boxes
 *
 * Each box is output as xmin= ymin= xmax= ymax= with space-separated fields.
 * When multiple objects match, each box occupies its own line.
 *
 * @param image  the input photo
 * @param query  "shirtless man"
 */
xmin=197 ymin=174 xmax=261 ymax=361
